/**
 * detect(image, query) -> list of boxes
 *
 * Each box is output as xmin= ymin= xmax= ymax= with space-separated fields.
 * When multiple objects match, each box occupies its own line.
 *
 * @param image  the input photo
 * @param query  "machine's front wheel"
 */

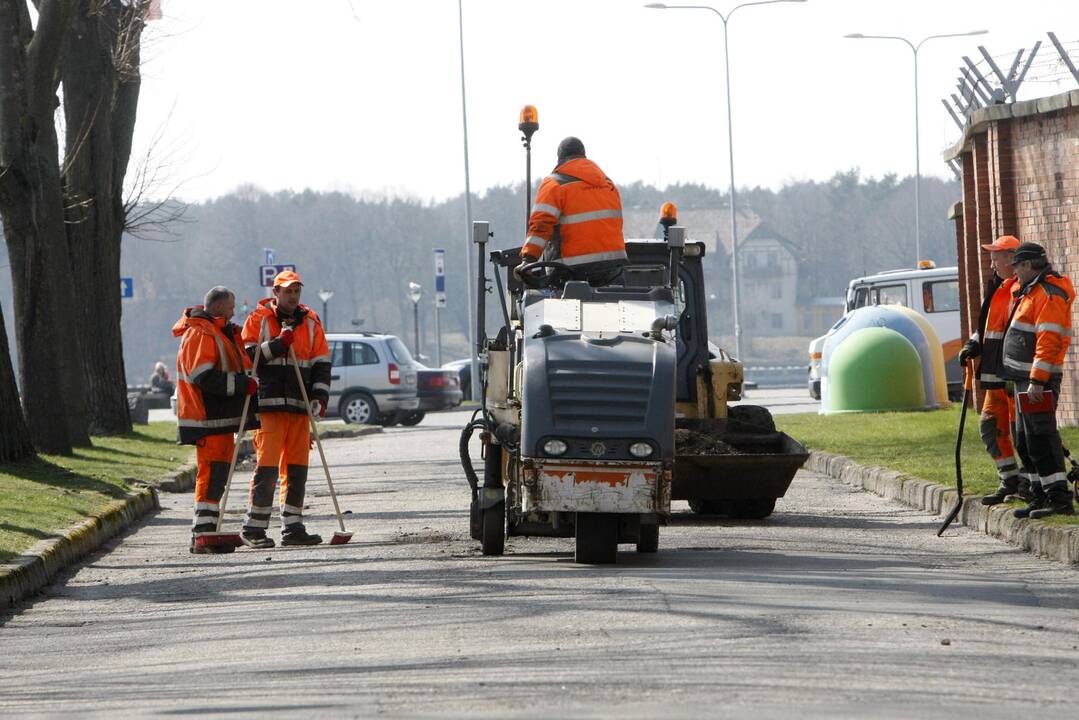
xmin=481 ymin=502 xmax=505 ymax=555
xmin=575 ymin=512 xmax=618 ymax=564
xmin=636 ymin=524 xmax=659 ymax=553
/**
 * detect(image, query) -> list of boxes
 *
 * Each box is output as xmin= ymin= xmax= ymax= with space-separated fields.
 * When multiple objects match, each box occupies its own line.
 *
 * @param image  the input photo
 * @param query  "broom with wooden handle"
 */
xmin=289 ymin=346 xmax=353 ymax=545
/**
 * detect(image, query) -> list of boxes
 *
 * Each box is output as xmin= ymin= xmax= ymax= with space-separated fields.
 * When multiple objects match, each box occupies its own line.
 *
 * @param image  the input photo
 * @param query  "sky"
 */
xmin=131 ymin=0 xmax=1079 ymax=204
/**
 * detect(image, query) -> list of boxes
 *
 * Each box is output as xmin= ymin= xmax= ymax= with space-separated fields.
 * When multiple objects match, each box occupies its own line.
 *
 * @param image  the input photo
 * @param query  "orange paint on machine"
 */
xmin=543 ymin=467 xmax=656 ymax=488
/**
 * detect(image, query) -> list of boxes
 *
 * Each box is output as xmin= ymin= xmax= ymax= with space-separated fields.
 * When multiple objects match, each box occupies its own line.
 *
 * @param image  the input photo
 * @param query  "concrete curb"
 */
xmin=152 ymin=426 xmax=381 ymax=494
xmin=1 ymin=485 xmax=160 ymax=611
xmin=805 ymin=450 xmax=1079 ymax=565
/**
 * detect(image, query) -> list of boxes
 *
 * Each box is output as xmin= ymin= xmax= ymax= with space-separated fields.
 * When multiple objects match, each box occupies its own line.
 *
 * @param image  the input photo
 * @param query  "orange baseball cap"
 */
xmin=273 ymin=270 xmax=303 ymax=288
xmin=981 ymin=235 xmax=1020 ymax=252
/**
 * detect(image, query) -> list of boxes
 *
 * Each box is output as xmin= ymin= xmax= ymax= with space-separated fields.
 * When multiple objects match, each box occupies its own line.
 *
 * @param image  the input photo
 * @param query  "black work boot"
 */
xmin=1029 ymin=483 xmax=1075 ymax=519
xmin=981 ymin=478 xmax=1019 ymax=506
xmin=281 ymin=524 xmax=323 ymax=546
xmin=241 ymin=528 xmax=276 ymax=549
xmin=1014 ymin=486 xmax=1048 ymax=519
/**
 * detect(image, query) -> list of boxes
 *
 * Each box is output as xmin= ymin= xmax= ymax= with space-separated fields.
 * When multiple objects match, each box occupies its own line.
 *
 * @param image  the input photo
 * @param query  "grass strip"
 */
xmin=0 ymin=422 xmax=193 ymax=563
xmin=775 ymin=406 xmax=1079 ymax=527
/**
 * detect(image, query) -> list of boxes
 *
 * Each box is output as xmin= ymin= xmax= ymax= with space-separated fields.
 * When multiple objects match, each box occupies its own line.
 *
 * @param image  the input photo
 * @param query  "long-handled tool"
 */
xmin=192 ymin=328 xmax=264 ymax=550
xmin=289 ymin=346 xmax=353 ymax=545
xmin=938 ymin=360 xmax=974 ymax=536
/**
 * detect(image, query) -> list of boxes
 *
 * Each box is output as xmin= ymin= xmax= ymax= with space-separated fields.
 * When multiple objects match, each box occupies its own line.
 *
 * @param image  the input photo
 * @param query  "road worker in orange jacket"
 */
xmin=518 ymin=137 xmax=627 ymax=286
xmin=999 ymin=242 xmax=1076 ymax=519
xmin=959 ymin=236 xmax=1024 ymax=505
xmin=240 ymin=270 xmax=332 ymax=547
xmin=173 ymin=286 xmax=258 ymax=554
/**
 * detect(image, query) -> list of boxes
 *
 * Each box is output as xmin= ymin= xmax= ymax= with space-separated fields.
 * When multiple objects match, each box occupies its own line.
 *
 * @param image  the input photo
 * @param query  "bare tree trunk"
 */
xmin=0 ymin=298 xmax=34 ymax=461
xmin=0 ymin=0 xmax=87 ymax=454
xmin=61 ymin=0 xmax=145 ymax=435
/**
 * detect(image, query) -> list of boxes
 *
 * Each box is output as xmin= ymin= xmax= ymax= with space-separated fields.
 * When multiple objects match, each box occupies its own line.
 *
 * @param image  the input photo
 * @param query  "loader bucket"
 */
xmin=672 ymin=418 xmax=808 ymax=501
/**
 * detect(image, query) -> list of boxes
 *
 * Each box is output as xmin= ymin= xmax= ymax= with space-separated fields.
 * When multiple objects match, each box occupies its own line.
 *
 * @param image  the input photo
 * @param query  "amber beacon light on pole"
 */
xmin=519 ymin=104 xmax=539 ymax=229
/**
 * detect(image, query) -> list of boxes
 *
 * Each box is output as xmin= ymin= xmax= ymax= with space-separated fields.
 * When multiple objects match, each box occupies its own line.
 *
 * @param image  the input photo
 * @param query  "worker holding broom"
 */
xmin=240 ymin=270 xmax=333 ymax=548
xmin=173 ymin=286 xmax=258 ymax=554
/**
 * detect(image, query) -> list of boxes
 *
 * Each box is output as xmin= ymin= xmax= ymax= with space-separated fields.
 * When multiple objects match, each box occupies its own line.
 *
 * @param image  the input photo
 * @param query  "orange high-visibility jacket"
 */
xmin=1002 ymin=271 xmax=1075 ymax=385
xmin=521 ymin=157 xmax=627 ymax=267
xmin=173 ymin=307 xmax=254 ymax=444
xmin=242 ymin=299 xmax=332 ymax=415
xmin=975 ymin=275 xmax=1017 ymax=389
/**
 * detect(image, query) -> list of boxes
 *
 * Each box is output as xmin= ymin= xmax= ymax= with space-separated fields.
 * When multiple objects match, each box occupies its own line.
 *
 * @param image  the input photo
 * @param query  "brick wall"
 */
xmin=953 ymin=98 xmax=1079 ymax=424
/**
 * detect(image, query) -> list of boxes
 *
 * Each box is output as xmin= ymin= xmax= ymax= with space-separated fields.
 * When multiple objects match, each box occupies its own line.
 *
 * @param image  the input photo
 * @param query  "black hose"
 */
xmin=459 ymin=417 xmax=489 ymax=492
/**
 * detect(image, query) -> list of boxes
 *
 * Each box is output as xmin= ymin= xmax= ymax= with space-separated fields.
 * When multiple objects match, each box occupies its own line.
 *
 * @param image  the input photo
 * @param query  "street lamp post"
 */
xmin=645 ymin=1 xmax=806 ymax=363
xmin=318 ymin=289 xmax=334 ymax=331
xmin=457 ymin=0 xmax=479 ymax=395
xmin=844 ymin=29 xmax=987 ymax=264
xmin=408 ymin=282 xmax=423 ymax=358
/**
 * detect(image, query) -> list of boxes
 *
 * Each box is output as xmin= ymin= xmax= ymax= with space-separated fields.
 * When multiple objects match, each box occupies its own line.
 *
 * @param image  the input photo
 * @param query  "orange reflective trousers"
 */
xmin=193 ymin=434 xmax=235 ymax=537
xmin=979 ymin=387 xmax=1019 ymax=487
xmin=243 ymin=412 xmax=311 ymax=531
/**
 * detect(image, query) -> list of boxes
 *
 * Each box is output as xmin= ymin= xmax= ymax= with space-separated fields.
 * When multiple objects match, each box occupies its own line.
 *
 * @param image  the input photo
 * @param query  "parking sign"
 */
xmin=260 ymin=264 xmax=297 ymax=287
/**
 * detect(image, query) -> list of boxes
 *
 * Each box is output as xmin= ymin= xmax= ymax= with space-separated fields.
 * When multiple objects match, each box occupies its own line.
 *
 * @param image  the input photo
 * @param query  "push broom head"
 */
xmin=194 ymin=532 xmax=243 ymax=548
xmin=330 ymin=531 xmax=353 ymax=545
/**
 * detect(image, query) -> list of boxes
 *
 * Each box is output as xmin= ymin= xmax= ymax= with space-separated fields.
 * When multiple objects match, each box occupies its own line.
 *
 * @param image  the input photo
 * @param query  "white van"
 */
xmin=808 ymin=263 xmax=961 ymax=399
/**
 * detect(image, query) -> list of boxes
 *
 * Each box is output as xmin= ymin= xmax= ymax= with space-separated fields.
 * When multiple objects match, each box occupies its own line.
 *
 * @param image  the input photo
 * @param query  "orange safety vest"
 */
xmin=1001 ymin=271 xmax=1075 ymax=385
xmin=173 ymin=308 xmax=254 ymax=444
xmin=976 ymin=276 xmax=1017 ymax=389
xmin=242 ymin=299 xmax=332 ymax=415
xmin=521 ymin=157 xmax=627 ymax=267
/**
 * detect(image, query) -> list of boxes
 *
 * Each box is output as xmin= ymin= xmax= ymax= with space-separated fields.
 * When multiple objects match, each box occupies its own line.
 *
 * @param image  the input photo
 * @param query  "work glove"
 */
xmin=513 ymin=256 xmax=537 ymax=281
xmin=310 ymin=399 xmax=326 ymax=418
xmin=958 ymin=338 xmax=981 ymax=364
xmin=245 ymin=377 xmax=259 ymax=396
xmin=278 ymin=327 xmax=295 ymax=349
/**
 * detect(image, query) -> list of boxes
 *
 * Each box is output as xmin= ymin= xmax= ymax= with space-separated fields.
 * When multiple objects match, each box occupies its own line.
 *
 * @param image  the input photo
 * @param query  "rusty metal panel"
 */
xmin=524 ymin=460 xmax=667 ymax=514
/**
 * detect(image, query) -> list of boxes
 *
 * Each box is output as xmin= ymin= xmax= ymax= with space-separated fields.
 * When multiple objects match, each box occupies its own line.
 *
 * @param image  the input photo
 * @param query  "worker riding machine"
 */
xmin=459 ymin=215 xmax=808 ymax=564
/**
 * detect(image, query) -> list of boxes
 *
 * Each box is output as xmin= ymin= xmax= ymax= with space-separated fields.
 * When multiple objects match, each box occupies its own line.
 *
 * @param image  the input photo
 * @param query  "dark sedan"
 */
xmin=395 ymin=367 xmax=463 ymax=426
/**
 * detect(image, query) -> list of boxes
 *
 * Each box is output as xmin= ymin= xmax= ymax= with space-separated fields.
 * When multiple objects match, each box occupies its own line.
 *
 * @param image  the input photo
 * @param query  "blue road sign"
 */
xmin=260 ymin=264 xmax=297 ymax=287
xmin=120 ymin=277 xmax=134 ymax=299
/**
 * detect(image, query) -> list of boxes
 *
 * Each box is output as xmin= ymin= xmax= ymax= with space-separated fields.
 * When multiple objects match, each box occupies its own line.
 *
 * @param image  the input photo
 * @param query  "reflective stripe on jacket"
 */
xmin=976 ymin=275 xmax=1016 ymax=389
xmin=521 ymin=157 xmax=627 ymax=267
xmin=1001 ymin=270 xmax=1074 ymax=385
xmin=241 ymin=299 xmax=332 ymax=415
xmin=172 ymin=307 xmax=255 ymax=445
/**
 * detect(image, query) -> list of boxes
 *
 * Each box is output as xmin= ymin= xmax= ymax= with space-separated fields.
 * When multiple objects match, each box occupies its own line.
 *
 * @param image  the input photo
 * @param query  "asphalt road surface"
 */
xmin=3 ymin=409 xmax=1078 ymax=718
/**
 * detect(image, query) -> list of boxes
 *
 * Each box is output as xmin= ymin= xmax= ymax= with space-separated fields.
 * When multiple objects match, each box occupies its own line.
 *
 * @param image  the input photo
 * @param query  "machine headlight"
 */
xmin=629 ymin=442 xmax=653 ymax=458
xmin=543 ymin=439 xmax=568 ymax=456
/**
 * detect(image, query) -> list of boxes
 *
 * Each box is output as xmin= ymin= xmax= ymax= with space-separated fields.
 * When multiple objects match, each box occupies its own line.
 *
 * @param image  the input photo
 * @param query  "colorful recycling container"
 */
xmin=821 ymin=305 xmax=944 ymax=410
xmin=824 ymin=327 xmax=926 ymax=414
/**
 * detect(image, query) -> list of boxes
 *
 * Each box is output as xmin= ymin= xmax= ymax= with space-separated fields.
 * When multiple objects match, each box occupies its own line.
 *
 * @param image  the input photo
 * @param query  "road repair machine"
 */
xmin=458 ymin=210 xmax=807 ymax=564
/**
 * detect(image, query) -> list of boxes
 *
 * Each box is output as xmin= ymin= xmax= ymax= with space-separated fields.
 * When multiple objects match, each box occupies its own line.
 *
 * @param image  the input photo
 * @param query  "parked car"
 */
xmin=395 ymin=367 xmax=463 ymax=426
xmin=442 ymin=358 xmax=473 ymax=401
xmin=325 ymin=332 xmax=419 ymax=425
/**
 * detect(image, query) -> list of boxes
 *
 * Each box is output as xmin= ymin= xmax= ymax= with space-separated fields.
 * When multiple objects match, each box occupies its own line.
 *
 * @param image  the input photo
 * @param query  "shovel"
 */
xmin=938 ymin=360 xmax=974 ymax=536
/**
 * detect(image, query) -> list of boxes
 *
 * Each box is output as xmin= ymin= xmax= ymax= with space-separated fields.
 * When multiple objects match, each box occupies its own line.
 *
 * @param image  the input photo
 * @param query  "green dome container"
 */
xmin=824 ymin=327 xmax=926 ymax=414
